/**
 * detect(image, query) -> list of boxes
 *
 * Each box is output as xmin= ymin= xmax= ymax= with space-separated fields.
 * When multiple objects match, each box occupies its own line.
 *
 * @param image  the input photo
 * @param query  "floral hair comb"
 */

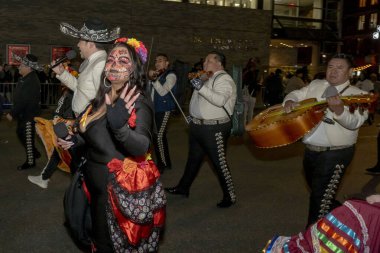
xmin=115 ymin=37 xmax=148 ymax=64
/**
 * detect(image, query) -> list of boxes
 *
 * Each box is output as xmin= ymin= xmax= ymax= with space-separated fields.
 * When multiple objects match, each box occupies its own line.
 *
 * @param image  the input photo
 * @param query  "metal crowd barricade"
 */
xmin=0 ymin=82 xmax=62 ymax=109
xmin=40 ymin=82 xmax=62 ymax=107
xmin=0 ymin=82 xmax=14 ymax=109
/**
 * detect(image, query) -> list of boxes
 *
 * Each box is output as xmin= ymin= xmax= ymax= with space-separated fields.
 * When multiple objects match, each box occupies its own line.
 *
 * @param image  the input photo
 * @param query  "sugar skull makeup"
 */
xmin=104 ymin=47 xmax=133 ymax=82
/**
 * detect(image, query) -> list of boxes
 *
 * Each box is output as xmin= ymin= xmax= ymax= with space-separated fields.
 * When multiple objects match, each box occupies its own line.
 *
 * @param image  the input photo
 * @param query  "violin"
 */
xmin=156 ymin=68 xmax=166 ymax=76
xmin=245 ymin=93 xmax=378 ymax=148
xmin=149 ymin=68 xmax=166 ymax=80
xmin=188 ymin=70 xmax=213 ymax=80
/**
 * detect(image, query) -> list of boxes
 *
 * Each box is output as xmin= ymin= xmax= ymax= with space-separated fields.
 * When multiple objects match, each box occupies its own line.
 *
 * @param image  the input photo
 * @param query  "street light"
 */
xmin=372 ymin=25 xmax=380 ymax=39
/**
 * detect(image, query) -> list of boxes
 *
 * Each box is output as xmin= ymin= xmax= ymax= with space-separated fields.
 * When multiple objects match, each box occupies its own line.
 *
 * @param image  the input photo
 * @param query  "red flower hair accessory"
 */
xmin=128 ymin=108 xmax=137 ymax=129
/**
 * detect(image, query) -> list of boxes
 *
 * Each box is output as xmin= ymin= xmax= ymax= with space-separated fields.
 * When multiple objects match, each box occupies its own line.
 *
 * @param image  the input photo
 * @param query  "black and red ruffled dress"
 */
xmin=107 ymin=156 xmax=166 ymax=252
xmin=79 ymin=96 xmax=166 ymax=252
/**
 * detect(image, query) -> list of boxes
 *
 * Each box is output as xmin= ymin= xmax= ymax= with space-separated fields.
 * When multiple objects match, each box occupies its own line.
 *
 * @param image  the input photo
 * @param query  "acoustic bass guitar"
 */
xmin=245 ymin=94 xmax=378 ymax=148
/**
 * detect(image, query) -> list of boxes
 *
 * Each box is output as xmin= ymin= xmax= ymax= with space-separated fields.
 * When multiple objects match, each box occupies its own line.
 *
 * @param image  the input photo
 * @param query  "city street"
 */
xmin=0 ymin=112 xmax=379 ymax=252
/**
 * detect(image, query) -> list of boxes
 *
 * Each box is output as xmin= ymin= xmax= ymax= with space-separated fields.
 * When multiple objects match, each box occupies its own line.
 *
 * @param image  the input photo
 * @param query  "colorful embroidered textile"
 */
xmin=263 ymin=200 xmax=380 ymax=253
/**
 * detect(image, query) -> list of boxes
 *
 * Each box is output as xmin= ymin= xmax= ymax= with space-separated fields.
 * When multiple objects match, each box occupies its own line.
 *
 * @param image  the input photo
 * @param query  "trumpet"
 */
xmin=188 ymin=70 xmax=213 ymax=80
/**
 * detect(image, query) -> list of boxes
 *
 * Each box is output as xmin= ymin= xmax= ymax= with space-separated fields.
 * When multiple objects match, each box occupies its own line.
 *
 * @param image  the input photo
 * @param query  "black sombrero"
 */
xmin=12 ymin=53 xmax=43 ymax=71
xmin=60 ymin=17 xmax=120 ymax=43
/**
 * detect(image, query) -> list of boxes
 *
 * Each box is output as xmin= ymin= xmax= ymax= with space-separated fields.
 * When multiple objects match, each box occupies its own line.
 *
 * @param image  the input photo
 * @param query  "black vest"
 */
xmin=153 ymin=70 xmax=177 ymax=112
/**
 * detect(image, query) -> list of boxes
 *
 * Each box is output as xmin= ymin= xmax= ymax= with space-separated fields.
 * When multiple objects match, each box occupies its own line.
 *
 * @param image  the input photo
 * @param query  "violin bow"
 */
xmin=145 ymin=37 xmax=154 ymax=75
xmin=167 ymin=88 xmax=191 ymax=124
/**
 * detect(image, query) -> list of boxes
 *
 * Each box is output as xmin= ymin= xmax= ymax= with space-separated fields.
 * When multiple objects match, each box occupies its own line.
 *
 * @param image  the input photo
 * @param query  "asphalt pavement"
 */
xmin=1 ymin=111 xmax=379 ymax=253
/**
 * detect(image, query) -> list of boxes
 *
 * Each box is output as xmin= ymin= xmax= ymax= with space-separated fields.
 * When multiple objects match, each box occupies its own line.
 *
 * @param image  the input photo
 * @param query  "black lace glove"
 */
xmin=106 ymin=98 xmax=131 ymax=129
xmin=190 ymin=78 xmax=204 ymax=91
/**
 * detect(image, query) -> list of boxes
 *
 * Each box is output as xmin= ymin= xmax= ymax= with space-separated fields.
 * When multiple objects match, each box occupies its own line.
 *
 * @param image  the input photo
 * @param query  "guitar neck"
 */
xmin=296 ymin=94 xmax=376 ymax=110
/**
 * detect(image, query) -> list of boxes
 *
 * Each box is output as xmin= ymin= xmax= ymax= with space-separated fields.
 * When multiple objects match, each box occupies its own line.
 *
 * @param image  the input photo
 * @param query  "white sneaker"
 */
xmin=28 ymin=175 xmax=49 ymax=189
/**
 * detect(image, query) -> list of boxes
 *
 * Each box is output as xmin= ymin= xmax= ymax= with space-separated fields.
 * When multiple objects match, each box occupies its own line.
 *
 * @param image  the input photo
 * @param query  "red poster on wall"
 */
xmin=7 ymin=44 xmax=31 ymax=65
xmin=51 ymin=46 xmax=72 ymax=61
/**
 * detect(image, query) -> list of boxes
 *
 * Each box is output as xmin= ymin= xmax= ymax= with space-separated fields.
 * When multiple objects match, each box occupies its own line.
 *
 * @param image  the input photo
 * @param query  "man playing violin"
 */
xmin=165 ymin=51 xmax=237 ymax=208
xmin=283 ymin=53 xmax=368 ymax=226
xmin=148 ymin=53 xmax=178 ymax=173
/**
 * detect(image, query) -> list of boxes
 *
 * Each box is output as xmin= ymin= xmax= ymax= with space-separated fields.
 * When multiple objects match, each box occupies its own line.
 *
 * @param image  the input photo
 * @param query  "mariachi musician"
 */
xmin=148 ymin=53 xmax=178 ymax=173
xmin=283 ymin=53 xmax=368 ymax=226
xmin=165 ymin=51 xmax=237 ymax=208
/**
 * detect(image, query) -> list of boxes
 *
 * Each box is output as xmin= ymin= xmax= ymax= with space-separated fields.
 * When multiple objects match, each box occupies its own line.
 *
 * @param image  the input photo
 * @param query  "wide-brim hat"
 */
xmin=12 ymin=53 xmax=43 ymax=71
xmin=60 ymin=17 xmax=120 ymax=43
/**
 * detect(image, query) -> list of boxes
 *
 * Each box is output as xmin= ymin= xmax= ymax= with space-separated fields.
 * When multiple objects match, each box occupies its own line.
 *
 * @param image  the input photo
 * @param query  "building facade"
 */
xmin=269 ymin=0 xmax=342 ymax=76
xmin=1 ymin=0 xmax=350 ymax=83
xmin=0 ymin=0 xmax=272 ymax=71
xmin=342 ymin=0 xmax=379 ymax=72
xmin=165 ymin=0 xmax=340 ymax=76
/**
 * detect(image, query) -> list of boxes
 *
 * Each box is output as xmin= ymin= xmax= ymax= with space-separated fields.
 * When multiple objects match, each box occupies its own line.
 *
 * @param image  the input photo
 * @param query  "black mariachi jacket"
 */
xmin=11 ymin=71 xmax=41 ymax=121
xmin=53 ymin=89 xmax=75 ymax=120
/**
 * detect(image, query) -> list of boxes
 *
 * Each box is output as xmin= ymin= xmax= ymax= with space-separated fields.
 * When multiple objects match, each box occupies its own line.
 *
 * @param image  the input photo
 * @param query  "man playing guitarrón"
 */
xmin=283 ymin=53 xmax=368 ymax=226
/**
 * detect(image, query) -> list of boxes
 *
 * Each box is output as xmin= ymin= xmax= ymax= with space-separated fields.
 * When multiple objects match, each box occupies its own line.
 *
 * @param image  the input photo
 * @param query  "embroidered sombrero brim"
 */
xmin=60 ymin=22 xmax=120 ymax=43
xmin=12 ymin=53 xmax=43 ymax=71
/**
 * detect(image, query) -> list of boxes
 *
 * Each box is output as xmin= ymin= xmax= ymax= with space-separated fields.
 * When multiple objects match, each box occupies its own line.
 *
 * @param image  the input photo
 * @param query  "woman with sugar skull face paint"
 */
xmin=104 ymin=47 xmax=133 ymax=82
xmin=58 ymin=38 xmax=166 ymax=253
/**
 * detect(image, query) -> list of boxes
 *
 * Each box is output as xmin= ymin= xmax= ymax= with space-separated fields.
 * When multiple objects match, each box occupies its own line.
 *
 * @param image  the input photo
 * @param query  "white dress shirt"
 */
xmin=189 ymin=70 xmax=236 ymax=120
xmin=150 ymin=72 xmax=177 ymax=101
xmin=356 ymin=79 xmax=374 ymax=92
xmin=284 ymin=79 xmax=368 ymax=147
xmin=57 ymin=50 xmax=107 ymax=115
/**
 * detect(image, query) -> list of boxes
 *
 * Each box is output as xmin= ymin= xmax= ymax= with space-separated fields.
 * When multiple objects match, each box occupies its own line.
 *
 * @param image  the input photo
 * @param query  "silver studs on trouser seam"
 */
xmin=25 ymin=121 xmax=34 ymax=165
xmin=318 ymin=164 xmax=344 ymax=218
xmin=157 ymin=111 xmax=170 ymax=167
xmin=215 ymin=132 xmax=236 ymax=202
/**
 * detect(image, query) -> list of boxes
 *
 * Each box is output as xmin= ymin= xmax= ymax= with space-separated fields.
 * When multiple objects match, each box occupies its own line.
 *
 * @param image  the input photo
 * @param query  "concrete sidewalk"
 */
xmin=0 ymin=113 xmax=379 ymax=252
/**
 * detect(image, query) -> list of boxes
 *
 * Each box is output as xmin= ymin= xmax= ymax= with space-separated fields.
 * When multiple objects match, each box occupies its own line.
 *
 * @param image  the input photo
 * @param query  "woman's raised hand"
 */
xmin=57 ymin=136 xmax=75 ymax=150
xmin=105 ymin=83 xmax=140 ymax=129
xmin=120 ymin=84 xmax=140 ymax=114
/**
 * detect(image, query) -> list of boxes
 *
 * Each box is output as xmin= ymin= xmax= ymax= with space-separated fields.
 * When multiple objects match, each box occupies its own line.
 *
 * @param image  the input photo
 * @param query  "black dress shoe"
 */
xmin=216 ymin=199 xmax=235 ymax=208
xmin=164 ymin=187 xmax=189 ymax=198
xmin=17 ymin=162 xmax=36 ymax=170
xmin=366 ymin=166 xmax=380 ymax=175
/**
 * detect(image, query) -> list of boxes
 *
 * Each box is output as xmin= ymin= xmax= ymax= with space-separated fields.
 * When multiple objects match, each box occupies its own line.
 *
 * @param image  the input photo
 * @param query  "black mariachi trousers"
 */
xmin=83 ymin=161 xmax=113 ymax=253
xmin=303 ymin=146 xmax=355 ymax=226
xmin=154 ymin=111 xmax=172 ymax=171
xmin=41 ymin=145 xmax=85 ymax=180
xmin=178 ymin=121 xmax=236 ymax=202
xmin=16 ymin=120 xmax=37 ymax=165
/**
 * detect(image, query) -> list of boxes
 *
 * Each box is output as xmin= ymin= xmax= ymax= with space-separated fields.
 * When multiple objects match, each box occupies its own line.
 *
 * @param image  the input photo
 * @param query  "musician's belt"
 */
xmin=306 ymin=144 xmax=353 ymax=152
xmin=191 ymin=117 xmax=230 ymax=125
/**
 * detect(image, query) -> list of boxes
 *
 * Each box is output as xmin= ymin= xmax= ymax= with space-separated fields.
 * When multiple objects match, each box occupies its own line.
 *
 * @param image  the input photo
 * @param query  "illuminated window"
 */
xmin=358 ymin=15 xmax=365 ymax=30
xmin=359 ymin=0 xmax=366 ymax=7
xmin=370 ymin=13 xmax=378 ymax=28
xmin=371 ymin=0 xmax=378 ymax=5
xmin=164 ymin=0 xmax=324 ymax=11
xmin=163 ymin=0 xmax=260 ymax=9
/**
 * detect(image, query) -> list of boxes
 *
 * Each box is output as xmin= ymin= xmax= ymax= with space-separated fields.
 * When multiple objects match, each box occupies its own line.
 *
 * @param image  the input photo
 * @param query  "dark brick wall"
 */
xmin=0 ymin=0 xmax=272 ymax=69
